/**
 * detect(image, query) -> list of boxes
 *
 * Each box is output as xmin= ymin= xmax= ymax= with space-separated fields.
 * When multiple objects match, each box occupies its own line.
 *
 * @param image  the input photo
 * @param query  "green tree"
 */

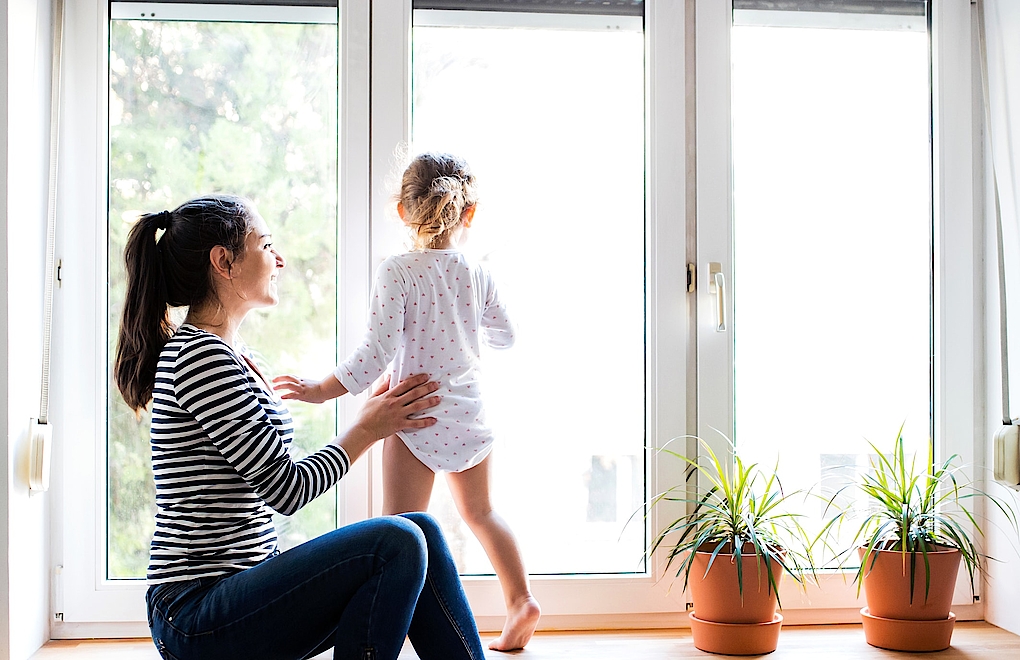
xmin=108 ymin=20 xmax=339 ymax=578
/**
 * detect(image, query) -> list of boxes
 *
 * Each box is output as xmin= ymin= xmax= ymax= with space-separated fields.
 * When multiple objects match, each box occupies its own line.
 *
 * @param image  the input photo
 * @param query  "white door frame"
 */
xmin=693 ymin=0 xmax=982 ymax=622
xmin=52 ymin=0 xmax=355 ymax=637
xmin=369 ymin=0 xmax=692 ymax=629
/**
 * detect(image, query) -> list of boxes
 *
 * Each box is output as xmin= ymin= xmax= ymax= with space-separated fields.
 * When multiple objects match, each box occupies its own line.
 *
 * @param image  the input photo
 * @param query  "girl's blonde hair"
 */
xmin=399 ymin=152 xmax=478 ymax=250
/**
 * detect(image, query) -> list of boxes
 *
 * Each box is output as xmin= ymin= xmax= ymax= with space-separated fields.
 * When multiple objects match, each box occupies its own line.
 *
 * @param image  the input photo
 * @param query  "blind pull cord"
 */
xmin=978 ymin=0 xmax=1020 ymax=489
xmin=30 ymin=0 xmax=64 ymax=492
xmin=977 ymin=0 xmax=1011 ymax=426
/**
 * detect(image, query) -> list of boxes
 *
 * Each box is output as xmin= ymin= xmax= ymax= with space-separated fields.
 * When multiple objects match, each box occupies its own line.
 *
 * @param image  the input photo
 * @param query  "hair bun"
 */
xmin=399 ymin=152 xmax=478 ymax=250
xmin=429 ymin=176 xmax=463 ymax=197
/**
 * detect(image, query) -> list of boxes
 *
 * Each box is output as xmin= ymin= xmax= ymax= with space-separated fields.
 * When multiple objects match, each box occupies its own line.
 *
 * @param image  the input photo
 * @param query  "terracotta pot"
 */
xmin=860 ymin=608 xmax=956 ymax=652
xmin=689 ymin=548 xmax=783 ymax=624
xmin=857 ymin=546 xmax=961 ymax=620
xmin=688 ymin=612 xmax=784 ymax=656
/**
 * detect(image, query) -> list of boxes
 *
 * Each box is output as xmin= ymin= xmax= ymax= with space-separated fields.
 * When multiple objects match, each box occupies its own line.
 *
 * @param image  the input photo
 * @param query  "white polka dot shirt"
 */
xmin=334 ymin=249 xmax=515 ymax=472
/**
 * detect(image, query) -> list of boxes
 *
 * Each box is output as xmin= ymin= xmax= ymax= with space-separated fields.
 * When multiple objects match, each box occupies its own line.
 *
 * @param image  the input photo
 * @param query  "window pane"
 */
xmin=730 ymin=21 xmax=931 ymax=562
xmin=108 ymin=19 xmax=339 ymax=578
xmin=411 ymin=15 xmax=645 ymax=574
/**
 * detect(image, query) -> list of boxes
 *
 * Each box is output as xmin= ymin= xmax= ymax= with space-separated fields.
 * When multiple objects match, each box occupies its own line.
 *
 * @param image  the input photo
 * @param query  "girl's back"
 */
xmin=335 ymin=248 xmax=513 ymax=472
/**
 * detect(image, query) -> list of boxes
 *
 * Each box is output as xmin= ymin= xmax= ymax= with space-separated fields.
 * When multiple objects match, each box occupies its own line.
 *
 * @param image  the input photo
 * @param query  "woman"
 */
xmin=115 ymin=194 xmax=486 ymax=660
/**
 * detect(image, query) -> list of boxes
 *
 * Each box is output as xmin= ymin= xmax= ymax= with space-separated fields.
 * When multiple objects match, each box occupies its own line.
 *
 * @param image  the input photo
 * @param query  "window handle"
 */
xmin=709 ymin=262 xmax=726 ymax=332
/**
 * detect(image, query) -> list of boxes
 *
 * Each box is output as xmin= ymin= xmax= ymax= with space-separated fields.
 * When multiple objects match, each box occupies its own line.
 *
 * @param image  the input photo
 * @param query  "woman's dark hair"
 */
xmin=115 ymin=194 xmax=254 ymax=412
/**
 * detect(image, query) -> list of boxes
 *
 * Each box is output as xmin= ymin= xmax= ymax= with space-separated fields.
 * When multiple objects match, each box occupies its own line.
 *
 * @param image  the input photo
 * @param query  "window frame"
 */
xmin=52 ymin=0 xmax=983 ymax=636
xmin=55 ymin=0 xmax=692 ymax=634
xmin=109 ymin=2 xmax=338 ymax=22
xmin=693 ymin=0 xmax=983 ymax=621
xmin=368 ymin=0 xmax=691 ymax=629
xmin=52 ymin=0 xmax=362 ymax=635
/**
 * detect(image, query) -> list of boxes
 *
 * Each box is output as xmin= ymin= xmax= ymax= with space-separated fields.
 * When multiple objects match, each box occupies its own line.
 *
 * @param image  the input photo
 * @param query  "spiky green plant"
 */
xmin=638 ymin=436 xmax=816 ymax=607
xmin=820 ymin=425 xmax=1018 ymax=601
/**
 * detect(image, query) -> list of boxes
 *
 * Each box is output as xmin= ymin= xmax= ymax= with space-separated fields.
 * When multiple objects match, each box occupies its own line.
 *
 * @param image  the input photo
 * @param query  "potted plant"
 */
xmin=642 ymin=437 xmax=815 ymax=655
xmin=820 ymin=426 xmax=1018 ymax=652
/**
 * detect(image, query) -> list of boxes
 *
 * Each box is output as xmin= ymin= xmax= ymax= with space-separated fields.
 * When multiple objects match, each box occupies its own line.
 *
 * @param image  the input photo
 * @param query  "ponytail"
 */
xmin=115 ymin=212 xmax=175 ymax=412
xmin=114 ymin=195 xmax=253 ymax=412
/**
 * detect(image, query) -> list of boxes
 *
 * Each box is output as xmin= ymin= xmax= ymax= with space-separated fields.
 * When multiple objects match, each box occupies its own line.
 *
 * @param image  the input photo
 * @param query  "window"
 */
xmin=367 ymin=0 xmax=687 ymax=625
xmin=695 ymin=0 xmax=979 ymax=613
xmin=107 ymin=8 xmax=340 ymax=579
xmin=69 ymin=0 xmax=686 ymax=627
xmin=54 ymin=0 xmax=977 ymax=633
xmin=56 ymin=0 xmax=347 ymax=626
xmin=730 ymin=4 xmax=932 ymax=562
xmin=409 ymin=7 xmax=646 ymax=576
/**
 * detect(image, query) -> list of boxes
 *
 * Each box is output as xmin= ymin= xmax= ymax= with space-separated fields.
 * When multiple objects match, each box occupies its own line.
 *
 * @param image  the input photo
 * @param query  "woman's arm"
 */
xmin=174 ymin=335 xmax=437 ymax=515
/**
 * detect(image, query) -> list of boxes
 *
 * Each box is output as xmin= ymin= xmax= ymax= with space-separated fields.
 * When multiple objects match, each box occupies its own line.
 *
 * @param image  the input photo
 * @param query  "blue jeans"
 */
xmin=146 ymin=513 xmax=485 ymax=660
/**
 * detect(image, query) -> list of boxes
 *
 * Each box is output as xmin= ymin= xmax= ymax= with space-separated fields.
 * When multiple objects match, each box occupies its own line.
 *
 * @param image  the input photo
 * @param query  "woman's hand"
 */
xmin=272 ymin=373 xmax=348 ymax=403
xmin=337 ymin=374 xmax=440 ymax=463
xmin=356 ymin=374 xmax=440 ymax=440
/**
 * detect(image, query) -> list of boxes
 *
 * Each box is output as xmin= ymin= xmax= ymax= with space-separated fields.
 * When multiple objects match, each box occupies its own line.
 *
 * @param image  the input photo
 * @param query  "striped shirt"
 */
xmin=147 ymin=324 xmax=350 ymax=583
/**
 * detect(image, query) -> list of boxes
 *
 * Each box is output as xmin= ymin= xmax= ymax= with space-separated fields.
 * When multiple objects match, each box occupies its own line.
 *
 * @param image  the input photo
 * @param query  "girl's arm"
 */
xmin=274 ymin=258 xmax=409 ymax=402
xmin=272 ymin=372 xmax=349 ymax=403
xmin=333 ymin=257 xmax=409 ymax=394
xmin=481 ymin=269 xmax=516 ymax=349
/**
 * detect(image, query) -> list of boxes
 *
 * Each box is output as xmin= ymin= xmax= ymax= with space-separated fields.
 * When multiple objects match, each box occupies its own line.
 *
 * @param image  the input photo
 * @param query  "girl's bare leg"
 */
xmin=382 ymin=435 xmax=436 ymax=515
xmin=446 ymin=454 xmax=541 ymax=651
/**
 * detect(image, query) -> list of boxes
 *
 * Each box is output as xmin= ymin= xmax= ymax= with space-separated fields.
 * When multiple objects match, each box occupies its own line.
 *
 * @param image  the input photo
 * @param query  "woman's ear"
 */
xmin=209 ymin=246 xmax=235 ymax=280
xmin=396 ymin=201 xmax=407 ymax=221
xmin=462 ymin=204 xmax=476 ymax=228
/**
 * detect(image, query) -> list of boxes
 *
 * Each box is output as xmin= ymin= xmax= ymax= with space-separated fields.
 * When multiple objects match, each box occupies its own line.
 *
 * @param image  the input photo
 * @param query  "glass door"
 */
xmin=58 ymin=0 xmax=344 ymax=625
xmin=409 ymin=7 xmax=646 ymax=577
xmin=697 ymin=0 xmax=939 ymax=612
xmin=107 ymin=6 xmax=341 ymax=580
xmin=730 ymin=3 xmax=933 ymax=560
xmin=369 ymin=0 xmax=690 ymax=624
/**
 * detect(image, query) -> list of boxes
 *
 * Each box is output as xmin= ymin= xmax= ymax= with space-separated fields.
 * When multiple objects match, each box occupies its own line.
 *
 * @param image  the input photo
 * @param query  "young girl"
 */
xmin=274 ymin=152 xmax=541 ymax=651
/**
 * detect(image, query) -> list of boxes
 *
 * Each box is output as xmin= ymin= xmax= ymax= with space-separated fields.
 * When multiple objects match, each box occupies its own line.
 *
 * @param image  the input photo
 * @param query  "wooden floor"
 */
xmin=30 ymin=622 xmax=1020 ymax=659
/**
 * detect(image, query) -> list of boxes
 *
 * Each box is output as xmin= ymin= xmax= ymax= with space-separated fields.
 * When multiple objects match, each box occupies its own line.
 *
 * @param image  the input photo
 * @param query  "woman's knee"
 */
xmin=398 ymin=511 xmax=441 ymax=539
xmin=375 ymin=516 xmax=428 ymax=560
xmin=332 ymin=516 xmax=427 ymax=578
xmin=398 ymin=512 xmax=458 ymax=559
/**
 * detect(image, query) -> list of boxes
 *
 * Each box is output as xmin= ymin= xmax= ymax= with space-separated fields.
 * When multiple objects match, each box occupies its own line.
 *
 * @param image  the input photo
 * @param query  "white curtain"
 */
xmin=984 ymin=0 xmax=1020 ymax=418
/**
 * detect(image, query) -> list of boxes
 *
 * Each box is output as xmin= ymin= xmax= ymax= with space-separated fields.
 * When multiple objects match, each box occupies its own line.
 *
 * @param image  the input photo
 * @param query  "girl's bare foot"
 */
xmin=488 ymin=595 xmax=541 ymax=652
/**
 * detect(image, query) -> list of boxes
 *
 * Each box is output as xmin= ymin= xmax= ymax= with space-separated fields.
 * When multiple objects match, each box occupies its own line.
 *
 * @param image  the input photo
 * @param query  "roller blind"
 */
xmin=732 ymin=0 xmax=925 ymax=16
xmin=413 ymin=0 xmax=643 ymax=16
xmin=110 ymin=0 xmax=337 ymax=6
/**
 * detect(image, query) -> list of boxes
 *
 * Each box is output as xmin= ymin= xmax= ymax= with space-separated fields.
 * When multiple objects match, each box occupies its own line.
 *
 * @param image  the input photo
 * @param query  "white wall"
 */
xmin=0 ymin=0 xmax=9 ymax=654
xmin=3 ymin=0 xmax=55 ymax=658
xmin=982 ymin=84 xmax=1020 ymax=639
xmin=981 ymin=0 xmax=1020 ymax=637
